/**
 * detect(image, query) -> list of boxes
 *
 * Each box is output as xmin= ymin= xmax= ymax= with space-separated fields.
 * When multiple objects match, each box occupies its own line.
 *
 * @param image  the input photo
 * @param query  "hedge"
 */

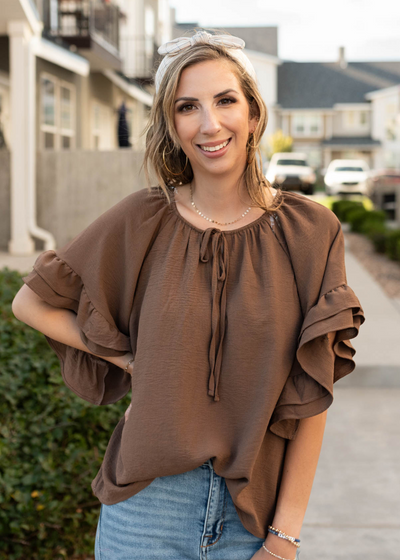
xmin=330 ymin=200 xmax=400 ymax=262
xmin=0 ymin=267 xmax=131 ymax=560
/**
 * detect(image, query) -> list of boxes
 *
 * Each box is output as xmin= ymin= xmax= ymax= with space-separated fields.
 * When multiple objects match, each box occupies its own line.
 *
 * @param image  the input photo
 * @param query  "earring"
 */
xmin=162 ymin=145 xmax=188 ymax=176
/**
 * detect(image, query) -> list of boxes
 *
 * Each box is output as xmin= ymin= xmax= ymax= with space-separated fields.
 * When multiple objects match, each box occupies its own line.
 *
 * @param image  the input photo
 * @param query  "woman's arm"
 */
xmin=251 ymin=410 xmax=328 ymax=560
xmin=12 ymin=284 xmax=134 ymax=374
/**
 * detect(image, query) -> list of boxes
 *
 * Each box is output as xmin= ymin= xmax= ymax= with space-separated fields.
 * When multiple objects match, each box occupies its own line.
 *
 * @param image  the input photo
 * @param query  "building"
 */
xmin=0 ymin=0 xmax=173 ymax=254
xmin=276 ymin=49 xmax=400 ymax=170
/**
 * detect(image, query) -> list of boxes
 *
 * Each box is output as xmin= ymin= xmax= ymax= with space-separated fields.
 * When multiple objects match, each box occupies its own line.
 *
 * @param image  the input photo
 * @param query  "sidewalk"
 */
xmin=301 ymin=235 xmax=400 ymax=559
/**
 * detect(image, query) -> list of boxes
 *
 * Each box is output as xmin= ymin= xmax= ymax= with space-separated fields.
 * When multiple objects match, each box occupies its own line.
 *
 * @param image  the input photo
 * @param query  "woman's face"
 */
xmin=173 ymin=59 xmax=258 ymax=178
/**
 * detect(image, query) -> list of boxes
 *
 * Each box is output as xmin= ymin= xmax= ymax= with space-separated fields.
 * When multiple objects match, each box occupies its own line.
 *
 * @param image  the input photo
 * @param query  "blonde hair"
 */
xmin=142 ymin=29 xmax=284 ymax=214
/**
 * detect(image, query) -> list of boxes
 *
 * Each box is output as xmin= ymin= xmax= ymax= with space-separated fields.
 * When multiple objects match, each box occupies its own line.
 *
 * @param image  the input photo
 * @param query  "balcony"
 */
xmin=42 ymin=0 xmax=122 ymax=71
xmin=119 ymin=35 xmax=160 ymax=83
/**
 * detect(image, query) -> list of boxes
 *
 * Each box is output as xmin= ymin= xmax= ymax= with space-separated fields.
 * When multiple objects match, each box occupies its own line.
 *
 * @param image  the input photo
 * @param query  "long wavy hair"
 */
xmin=142 ymin=29 xmax=284 ymax=213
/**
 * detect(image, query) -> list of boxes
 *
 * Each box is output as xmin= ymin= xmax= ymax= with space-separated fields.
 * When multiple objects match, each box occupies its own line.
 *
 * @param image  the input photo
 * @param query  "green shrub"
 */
xmin=331 ymin=200 xmax=364 ymax=222
xmin=358 ymin=210 xmax=386 ymax=235
xmin=346 ymin=207 xmax=370 ymax=232
xmin=368 ymin=230 xmax=390 ymax=253
xmin=384 ymin=230 xmax=400 ymax=261
xmin=0 ymin=267 xmax=131 ymax=560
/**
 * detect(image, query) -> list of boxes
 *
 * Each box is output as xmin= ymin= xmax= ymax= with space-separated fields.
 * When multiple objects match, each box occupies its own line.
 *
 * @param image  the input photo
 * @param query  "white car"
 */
xmin=324 ymin=159 xmax=372 ymax=196
xmin=265 ymin=152 xmax=316 ymax=195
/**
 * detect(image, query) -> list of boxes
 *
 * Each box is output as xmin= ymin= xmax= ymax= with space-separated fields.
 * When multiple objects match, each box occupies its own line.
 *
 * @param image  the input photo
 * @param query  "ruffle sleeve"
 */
xmin=21 ymin=187 xmax=167 ymax=405
xmin=268 ymin=196 xmax=366 ymax=440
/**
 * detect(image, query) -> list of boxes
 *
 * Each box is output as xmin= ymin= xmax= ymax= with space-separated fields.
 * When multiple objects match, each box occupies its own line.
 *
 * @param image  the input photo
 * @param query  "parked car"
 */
xmin=265 ymin=152 xmax=316 ymax=195
xmin=324 ymin=159 xmax=372 ymax=197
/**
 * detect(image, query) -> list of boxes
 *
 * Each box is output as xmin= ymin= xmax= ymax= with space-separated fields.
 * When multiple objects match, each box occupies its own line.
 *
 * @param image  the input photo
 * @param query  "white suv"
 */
xmin=265 ymin=152 xmax=316 ymax=195
xmin=324 ymin=159 xmax=372 ymax=196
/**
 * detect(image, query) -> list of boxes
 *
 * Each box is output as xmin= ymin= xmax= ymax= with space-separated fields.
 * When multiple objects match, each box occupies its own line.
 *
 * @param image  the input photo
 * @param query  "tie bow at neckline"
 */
xmin=199 ymin=227 xmax=230 ymax=402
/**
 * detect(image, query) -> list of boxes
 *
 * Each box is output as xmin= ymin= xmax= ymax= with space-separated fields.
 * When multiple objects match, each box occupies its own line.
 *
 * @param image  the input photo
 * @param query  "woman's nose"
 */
xmin=199 ymin=107 xmax=221 ymax=135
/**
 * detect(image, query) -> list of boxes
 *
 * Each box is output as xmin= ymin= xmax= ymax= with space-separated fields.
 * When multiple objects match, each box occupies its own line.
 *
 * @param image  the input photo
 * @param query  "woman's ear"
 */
xmin=249 ymin=116 xmax=259 ymax=135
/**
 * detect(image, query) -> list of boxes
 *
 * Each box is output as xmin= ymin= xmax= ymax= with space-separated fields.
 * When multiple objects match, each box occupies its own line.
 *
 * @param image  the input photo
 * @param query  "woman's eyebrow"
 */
xmin=174 ymin=89 xmax=238 ymax=104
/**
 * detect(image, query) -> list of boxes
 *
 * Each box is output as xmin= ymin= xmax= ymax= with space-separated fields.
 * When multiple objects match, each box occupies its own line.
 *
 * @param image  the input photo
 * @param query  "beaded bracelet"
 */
xmin=124 ymin=357 xmax=134 ymax=374
xmin=268 ymin=526 xmax=301 ymax=548
xmin=262 ymin=543 xmax=296 ymax=560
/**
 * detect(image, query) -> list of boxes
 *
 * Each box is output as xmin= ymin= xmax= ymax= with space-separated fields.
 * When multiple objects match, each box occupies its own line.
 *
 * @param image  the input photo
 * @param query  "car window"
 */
xmin=276 ymin=159 xmax=307 ymax=166
xmin=333 ymin=166 xmax=365 ymax=172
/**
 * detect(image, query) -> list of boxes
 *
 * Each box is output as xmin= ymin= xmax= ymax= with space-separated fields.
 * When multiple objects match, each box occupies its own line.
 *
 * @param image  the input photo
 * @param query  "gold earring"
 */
xmin=162 ymin=146 xmax=188 ymax=176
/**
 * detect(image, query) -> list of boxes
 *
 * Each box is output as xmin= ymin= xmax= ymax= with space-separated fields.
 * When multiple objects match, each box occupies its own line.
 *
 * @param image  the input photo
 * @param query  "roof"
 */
xmin=321 ymin=136 xmax=381 ymax=147
xmin=277 ymin=61 xmax=400 ymax=108
xmin=172 ymin=24 xmax=278 ymax=57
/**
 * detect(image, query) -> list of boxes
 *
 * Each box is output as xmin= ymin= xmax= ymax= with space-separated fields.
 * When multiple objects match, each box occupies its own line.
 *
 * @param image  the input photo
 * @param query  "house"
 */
xmin=365 ymin=84 xmax=400 ymax=169
xmin=276 ymin=48 xmax=400 ymax=170
xmin=0 ymin=0 xmax=173 ymax=255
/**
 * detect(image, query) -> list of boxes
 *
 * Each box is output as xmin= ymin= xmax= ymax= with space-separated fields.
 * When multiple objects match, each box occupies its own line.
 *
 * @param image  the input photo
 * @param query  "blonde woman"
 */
xmin=13 ymin=30 xmax=365 ymax=560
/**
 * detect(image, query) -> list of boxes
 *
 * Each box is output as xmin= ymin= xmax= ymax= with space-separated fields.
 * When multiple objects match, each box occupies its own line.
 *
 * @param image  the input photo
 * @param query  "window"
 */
xmin=292 ymin=114 xmax=322 ymax=137
xmin=40 ymin=73 xmax=75 ymax=150
xmin=360 ymin=111 xmax=367 ymax=125
xmin=343 ymin=110 xmax=369 ymax=130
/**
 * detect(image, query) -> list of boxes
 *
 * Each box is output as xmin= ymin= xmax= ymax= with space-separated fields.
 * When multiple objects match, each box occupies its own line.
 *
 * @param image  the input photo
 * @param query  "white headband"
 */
xmin=155 ymin=30 xmax=257 ymax=93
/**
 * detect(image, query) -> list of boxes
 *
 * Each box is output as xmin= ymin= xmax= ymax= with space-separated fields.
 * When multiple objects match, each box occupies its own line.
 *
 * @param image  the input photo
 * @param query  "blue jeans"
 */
xmin=95 ymin=459 xmax=301 ymax=560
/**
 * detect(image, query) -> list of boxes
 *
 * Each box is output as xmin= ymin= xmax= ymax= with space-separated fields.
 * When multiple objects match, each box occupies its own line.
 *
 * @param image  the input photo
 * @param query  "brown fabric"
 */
xmin=22 ymin=186 xmax=365 ymax=539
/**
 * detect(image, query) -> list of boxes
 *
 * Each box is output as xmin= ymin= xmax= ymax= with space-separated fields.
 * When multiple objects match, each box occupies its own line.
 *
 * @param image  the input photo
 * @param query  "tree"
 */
xmin=262 ymin=129 xmax=293 ymax=160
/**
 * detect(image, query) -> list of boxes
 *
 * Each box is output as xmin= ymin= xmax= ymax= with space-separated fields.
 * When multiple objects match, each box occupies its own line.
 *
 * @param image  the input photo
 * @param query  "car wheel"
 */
xmin=303 ymin=185 xmax=314 ymax=196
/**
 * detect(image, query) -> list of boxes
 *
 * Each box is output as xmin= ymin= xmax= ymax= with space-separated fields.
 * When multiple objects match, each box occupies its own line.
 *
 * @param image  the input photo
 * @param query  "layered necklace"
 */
xmin=189 ymin=182 xmax=252 ymax=226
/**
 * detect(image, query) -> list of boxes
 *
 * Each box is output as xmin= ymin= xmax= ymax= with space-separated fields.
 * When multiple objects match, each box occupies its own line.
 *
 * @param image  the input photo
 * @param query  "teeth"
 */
xmin=200 ymin=139 xmax=229 ymax=152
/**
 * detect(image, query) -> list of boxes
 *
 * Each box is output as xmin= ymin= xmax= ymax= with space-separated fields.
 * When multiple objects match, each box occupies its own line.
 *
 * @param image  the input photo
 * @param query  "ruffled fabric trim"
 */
xmin=269 ymin=284 xmax=365 ymax=440
xmin=22 ymin=251 xmax=132 ymax=405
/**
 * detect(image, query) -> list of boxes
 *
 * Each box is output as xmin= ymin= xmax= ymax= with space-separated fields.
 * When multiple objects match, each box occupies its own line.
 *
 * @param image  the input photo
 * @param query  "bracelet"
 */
xmin=124 ymin=357 xmax=134 ymax=374
xmin=268 ymin=526 xmax=301 ymax=548
xmin=262 ymin=544 xmax=296 ymax=560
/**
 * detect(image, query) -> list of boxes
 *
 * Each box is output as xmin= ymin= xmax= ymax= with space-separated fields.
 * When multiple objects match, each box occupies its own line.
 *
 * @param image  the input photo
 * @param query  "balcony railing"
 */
xmin=119 ymin=35 xmax=159 ymax=81
xmin=42 ymin=0 xmax=120 ymax=53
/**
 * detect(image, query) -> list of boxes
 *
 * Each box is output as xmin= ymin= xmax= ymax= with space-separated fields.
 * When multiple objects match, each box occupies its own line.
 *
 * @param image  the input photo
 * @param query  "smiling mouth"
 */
xmin=197 ymin=138 xmax=232 ymax=152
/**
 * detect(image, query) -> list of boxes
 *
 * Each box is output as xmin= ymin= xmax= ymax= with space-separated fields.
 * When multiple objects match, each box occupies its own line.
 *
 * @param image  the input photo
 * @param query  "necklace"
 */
xmin=189 ymin=183 xmax=252 ymax=226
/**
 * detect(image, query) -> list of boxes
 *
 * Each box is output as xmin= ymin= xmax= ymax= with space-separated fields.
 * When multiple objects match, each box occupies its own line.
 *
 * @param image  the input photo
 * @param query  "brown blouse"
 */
xmin=22 ymin=186 xmax=365 ymax=539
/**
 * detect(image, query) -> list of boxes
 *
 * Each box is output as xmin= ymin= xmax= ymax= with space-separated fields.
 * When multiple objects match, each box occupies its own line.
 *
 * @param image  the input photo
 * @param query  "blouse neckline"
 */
xmin=169 ymin=188 xmax=282 ymax=235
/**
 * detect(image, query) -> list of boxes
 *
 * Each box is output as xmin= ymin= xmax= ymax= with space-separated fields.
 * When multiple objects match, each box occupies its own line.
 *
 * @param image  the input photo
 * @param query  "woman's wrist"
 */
xmin=104 ymin=352 xmax=134 ymax=374
xmin=262 ymin=533 xmax=298 ymax=560
xmin=122 ymin=353 xmax=135 ymax=375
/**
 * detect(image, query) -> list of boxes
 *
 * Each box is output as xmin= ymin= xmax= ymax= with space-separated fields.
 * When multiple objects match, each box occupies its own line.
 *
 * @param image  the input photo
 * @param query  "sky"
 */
xmin=169 ymin=0 xmax=400 ymax=62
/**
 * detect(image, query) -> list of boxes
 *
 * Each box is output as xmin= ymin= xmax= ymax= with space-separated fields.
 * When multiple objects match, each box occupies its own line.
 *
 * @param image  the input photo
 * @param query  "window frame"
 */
xmin=291 ymin=113 xmax=323 ymax=137
xmin=40 ymin=72 xmax=76 ymax=150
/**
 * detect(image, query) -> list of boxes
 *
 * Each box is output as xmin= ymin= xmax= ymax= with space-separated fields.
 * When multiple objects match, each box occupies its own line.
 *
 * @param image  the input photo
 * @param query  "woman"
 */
xmin=13 ymin=30 xmax=365 ymax=560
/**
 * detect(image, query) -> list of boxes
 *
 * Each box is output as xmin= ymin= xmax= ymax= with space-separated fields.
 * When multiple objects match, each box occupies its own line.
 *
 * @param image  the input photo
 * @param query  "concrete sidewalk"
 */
xmin=301 ymin=235 xmax=400 ymax=559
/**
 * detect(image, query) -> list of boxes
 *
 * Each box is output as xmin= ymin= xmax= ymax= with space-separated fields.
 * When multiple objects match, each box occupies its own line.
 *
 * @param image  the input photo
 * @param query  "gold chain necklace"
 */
xmin=189 ymin=183 xmax=252 ymax=226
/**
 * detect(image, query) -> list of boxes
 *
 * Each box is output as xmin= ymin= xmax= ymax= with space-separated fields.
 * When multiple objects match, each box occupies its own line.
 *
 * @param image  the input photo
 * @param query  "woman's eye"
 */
xmin=219 ymin=97 xmax=236 ymax=105
xmin=177 ymin=97 xmax=236 ymax=113
xmin=178 ymin=103 xmax=195 ymax=112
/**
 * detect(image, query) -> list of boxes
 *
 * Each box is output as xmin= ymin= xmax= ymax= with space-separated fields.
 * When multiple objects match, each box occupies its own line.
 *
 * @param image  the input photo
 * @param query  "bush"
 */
xmin=384 ymin=230 xmax=400 ymax=261
xmin=0 ymin=267 xmax=131 ymax=560
xmin=331 ymin=200 xmax=364 ymax=222
xmin=368 ymin=230 xmax=390 ymax=253
xmin=346 ymin=207 xmax=370 ymax=232
xmin=358 ymin=210 xmax=386 ymax=235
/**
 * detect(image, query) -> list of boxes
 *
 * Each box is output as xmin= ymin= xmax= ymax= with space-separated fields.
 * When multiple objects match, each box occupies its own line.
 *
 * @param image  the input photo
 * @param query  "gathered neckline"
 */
xmin=169 ymin=189 xmax=284 ymax=235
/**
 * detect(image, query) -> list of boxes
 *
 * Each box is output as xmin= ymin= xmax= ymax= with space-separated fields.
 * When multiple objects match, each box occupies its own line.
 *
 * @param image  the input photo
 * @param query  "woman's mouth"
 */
xmin=196 ymin=138 xmax=232 ymax=158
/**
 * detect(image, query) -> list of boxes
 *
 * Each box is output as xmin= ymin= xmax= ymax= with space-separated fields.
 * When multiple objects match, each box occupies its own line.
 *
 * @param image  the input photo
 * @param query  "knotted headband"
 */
xmin=154 ymin=30 xmax=257 ymax=93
